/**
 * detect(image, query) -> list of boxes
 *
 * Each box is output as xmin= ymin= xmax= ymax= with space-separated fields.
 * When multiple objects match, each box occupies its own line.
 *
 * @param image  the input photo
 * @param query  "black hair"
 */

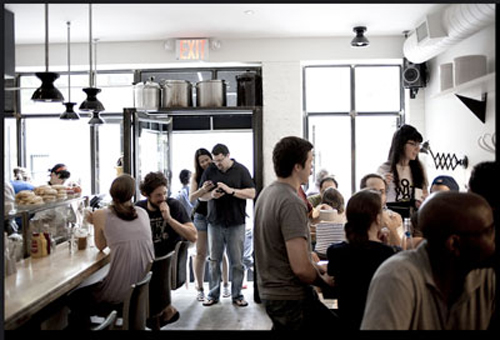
xmin=387 ymin=124 xmax=425 ymax=192
xmin=272 ymin=136 xmax=314 ymax=178
xmin=139 ymin=171 xmax=169 ymax=197
xmin=212 ymin=143 xmax=230 ymax=156
xmin=468 ymin=161 xmax=496 ymax=210
xmin=179 ymin=169 xmax=191 ymax=186
xmin=194 ymin=148 xmax=212 ymax=184
xmin=109 ymin=174 xmax=138 ymax=221
xmin=319 ymin=176 xmax=338 ymax=190
xmin=344 ymin=189 xmax=382 ymax=245
xmin=359 ymin=173 xmax=386 ymax=190
xmin=49 ymin=163 xmax=71 ymax=180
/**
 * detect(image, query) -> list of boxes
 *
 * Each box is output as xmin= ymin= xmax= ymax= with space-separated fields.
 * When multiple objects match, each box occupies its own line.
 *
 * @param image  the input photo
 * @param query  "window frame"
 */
xmin=303 ymin=63 xmax=405 ymax=195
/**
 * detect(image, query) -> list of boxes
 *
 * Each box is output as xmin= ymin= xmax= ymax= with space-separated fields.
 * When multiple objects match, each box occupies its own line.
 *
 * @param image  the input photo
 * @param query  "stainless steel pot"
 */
xmin=133 ymin=77 xmax=160 ymax=111
xmin=195 ymin=80 xmax=227 ymax=107
xmin=161 ymin=80 xmax=193 ymax=108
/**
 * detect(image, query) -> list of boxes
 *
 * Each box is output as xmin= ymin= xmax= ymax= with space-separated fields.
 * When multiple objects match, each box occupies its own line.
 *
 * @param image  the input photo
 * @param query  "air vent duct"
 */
xmin=403 ymin=3 xmax=495 ymax=64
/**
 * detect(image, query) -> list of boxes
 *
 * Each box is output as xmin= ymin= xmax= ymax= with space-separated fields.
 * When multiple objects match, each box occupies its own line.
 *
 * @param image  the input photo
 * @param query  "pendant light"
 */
xmin=80 ymin=4 xmax=105 ymax=117
xmin=60 ymin=21 xmax=80 ymax=120
xmin=31 ymin=4 xmax=65 ymax=102
xmin=350 ymin=26 xmax=370 ymax=48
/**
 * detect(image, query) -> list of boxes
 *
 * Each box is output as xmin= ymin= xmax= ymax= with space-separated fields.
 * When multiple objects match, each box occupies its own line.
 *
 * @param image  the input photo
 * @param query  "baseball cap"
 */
xmin=431 ymin=175 xmax=459 ymax=191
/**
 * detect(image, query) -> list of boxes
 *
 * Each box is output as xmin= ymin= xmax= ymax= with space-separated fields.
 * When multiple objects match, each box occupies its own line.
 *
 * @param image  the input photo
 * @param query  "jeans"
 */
xmin=207 ymin=222 xmax=245 ymax=301
xmin=262 ymin=287 xmax=339 ymax=330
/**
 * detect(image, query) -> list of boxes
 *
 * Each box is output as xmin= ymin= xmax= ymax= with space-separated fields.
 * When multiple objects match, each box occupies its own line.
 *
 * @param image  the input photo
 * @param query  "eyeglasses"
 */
xmin=213 ymin=155 xmax=226 ymax=164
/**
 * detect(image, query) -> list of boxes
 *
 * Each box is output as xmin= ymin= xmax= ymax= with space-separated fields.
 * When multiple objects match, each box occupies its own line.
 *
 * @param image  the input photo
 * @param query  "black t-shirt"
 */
xmin=135 ymin=198 xmax=191 ymax=257
xmin=327 ymin=241 xmax=399 ymax=330
xmin=200 ymin=159 xmax=255 ymax=226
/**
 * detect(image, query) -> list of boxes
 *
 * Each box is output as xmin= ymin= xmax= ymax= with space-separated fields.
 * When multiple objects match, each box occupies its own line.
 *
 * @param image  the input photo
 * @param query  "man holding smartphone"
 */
xmin=198 ymin=143 xmax=256 ymax=307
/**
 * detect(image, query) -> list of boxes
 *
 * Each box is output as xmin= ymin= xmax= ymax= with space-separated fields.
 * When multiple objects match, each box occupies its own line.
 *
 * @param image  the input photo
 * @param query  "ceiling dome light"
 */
xmin=351 ymin=26 xmax=370 ymax=48
xmin=88 ymin=110 xmax=105 ymax=125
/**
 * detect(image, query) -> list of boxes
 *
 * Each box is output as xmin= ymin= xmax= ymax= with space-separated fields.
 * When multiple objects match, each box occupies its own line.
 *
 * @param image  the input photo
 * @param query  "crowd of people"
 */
xmin=8 ymin=123 xmax=495 ymax=331
xmin=254 ymin=128 xmax=496 ymax=331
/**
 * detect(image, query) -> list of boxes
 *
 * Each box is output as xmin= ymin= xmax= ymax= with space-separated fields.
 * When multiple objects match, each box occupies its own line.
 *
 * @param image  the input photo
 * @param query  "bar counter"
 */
xmin=4 ymin=241 xmax=110 ymax=330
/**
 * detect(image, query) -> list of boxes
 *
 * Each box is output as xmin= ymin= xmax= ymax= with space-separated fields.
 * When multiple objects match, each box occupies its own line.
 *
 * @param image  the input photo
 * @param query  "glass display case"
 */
xmin=4 ymin=196 xmax=89 ymax=258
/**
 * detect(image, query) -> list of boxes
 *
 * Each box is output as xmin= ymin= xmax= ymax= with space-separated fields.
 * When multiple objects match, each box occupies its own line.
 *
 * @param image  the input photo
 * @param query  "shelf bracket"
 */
xmin=455 ymin=93 xmax=487 ymax=123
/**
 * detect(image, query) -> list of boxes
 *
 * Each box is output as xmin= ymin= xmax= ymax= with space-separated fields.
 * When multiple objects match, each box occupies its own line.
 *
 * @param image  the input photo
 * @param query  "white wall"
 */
xmin=423 ymin=24 xmax=496 ymax=190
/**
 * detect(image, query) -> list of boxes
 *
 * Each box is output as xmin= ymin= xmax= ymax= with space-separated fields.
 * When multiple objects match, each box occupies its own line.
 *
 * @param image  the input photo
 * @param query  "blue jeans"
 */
xmin=207 ymin=222 xmax=245 ymax=301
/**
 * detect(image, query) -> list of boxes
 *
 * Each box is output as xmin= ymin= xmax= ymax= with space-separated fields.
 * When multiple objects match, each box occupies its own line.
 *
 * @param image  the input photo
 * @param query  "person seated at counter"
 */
xmin=66 ymin=174 xmax=155 ymax=329
xmin=136 ymin=171 xmax=197 ymax=327
xmin=326 ymin=189 xmax=400 ymax=330
xmin=48 ymin=163 xmax=71 ymax=185
xmin=308 ymin=175 xmax=338 ymax=208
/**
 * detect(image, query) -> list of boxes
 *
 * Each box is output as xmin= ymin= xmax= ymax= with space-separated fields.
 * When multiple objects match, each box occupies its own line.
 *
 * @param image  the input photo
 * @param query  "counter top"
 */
xmin=4 ymin=241 xmax=110 ymax=330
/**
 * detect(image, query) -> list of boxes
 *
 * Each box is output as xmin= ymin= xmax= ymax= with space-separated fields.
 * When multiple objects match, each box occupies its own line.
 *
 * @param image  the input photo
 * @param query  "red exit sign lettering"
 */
xmin=176 ymin=39 xmax=209 ymax=61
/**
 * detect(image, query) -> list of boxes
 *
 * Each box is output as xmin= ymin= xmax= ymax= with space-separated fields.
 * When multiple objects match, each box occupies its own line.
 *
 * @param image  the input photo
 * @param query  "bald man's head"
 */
xmin=418 ymin=191 xmax=495 ymax=269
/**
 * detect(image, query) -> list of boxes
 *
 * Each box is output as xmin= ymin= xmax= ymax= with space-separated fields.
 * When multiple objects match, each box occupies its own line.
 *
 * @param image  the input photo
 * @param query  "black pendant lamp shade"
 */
xmin=60 ymin=102 xmax=80 ymax=120
xmin=351 ymin=26 xmax=370 ymax=48
xmin=80 ymin=87 xmax=105 ymax=112
xmin=60 ymin=21 xmax=80 ymax=120
xmin=32 ymin=4 xmax=64 ymax=102
xmin=31 ymin=72 xmax=65 ymax=102
xmin=88 ymin=110 xmax=105 ymax=125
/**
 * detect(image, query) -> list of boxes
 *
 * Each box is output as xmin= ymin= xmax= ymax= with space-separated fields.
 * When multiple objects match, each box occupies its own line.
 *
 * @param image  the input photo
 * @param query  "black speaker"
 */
xmin=402 ymin=58 xmax=428 ymax=98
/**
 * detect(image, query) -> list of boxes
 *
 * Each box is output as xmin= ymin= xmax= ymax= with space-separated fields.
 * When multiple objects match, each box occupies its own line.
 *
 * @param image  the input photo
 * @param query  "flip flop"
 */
xmin=232 ymin=298 xmax=248 ymax=307
xmin=202 ymin=298 xmax=218 ymax=307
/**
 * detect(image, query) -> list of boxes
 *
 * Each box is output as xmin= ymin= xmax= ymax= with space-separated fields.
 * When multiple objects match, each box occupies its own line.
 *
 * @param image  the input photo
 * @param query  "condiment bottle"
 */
xmin=31 ymin=233 xmax=43 ymax=258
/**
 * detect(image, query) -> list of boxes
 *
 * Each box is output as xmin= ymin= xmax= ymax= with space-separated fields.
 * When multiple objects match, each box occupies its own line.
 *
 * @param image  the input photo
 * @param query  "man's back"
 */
xmin=254 ymin=181 xmax=310 ymax=300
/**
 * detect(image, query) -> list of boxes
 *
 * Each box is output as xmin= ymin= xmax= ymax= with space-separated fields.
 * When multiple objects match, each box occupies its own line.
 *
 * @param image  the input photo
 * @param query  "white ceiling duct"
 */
xmin=403 ymin=3 xmax=495 ymax=64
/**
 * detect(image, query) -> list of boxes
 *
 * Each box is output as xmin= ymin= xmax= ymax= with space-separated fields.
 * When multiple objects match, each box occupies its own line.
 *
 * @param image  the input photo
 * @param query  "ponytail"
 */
xmin=110 ymin=201 xmax=138 ymax=221
xmin=109 ymin=174 xmax=138 ymax=221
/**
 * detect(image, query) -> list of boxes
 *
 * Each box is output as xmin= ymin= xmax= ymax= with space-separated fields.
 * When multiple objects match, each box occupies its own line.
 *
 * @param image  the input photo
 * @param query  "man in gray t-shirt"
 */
xmin=254 ymin=136 xmax=338 ymax=330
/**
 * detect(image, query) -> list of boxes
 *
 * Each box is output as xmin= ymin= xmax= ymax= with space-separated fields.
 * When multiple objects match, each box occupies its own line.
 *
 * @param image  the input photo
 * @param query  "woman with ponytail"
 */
xmin=326 ymin=189 xmax=400 ymax=330
xmin=67 ymin=174 xmax=154 ymax=329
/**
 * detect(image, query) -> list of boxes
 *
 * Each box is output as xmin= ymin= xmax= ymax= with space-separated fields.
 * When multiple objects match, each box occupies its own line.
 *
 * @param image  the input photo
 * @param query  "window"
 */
xmin=304 ymin=64 xmax=403 ymax=197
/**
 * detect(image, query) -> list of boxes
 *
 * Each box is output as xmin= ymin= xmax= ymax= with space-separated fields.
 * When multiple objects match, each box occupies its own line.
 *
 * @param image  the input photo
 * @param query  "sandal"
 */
xmin=202 ymin=298 xmax=218 ymax=307
xmin=232 ymin=298 xmax=248 ymax=307
xmin=196 ymin=289 xmax=205 ymax=302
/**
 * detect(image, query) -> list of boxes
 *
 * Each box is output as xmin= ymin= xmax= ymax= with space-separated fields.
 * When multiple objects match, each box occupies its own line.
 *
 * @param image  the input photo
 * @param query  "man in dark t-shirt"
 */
xmin=198 ymin=143 xmax=255 ymax=307
xmin=136 ymin=171 xmax=197 ymax=326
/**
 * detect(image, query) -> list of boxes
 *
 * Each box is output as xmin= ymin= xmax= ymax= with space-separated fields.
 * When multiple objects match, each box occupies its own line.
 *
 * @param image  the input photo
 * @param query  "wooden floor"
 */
xmin=164 ymin=281 xmax=273 ymax=331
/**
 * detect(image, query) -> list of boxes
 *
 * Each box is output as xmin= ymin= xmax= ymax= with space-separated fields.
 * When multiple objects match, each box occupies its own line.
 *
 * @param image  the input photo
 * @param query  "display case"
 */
xmin=4 ymin=196 xmax=89 ymax=258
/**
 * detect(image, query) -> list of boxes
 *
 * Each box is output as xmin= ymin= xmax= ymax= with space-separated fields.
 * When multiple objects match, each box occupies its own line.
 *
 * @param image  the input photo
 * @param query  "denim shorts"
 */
xmin=193 ymin=213 xmax=208 ymax=232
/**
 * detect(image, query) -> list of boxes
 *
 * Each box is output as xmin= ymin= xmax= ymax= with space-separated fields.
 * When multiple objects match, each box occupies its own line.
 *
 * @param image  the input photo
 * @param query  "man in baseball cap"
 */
xmin=430 ymin=175 xmax=459 ymax=193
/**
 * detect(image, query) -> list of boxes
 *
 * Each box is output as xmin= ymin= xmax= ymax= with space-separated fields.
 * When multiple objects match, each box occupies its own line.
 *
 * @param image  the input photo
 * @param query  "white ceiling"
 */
xmin=4 ymin=3 xmax=447 ymax=45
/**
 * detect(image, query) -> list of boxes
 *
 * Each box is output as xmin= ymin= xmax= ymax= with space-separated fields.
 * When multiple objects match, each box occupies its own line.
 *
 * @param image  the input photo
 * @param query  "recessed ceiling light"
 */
xmin=244 ymin=10 xmax=255 ymax=15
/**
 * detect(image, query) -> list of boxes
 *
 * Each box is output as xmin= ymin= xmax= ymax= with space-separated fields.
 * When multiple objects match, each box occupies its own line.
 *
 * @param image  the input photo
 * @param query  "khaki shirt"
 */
xmin=361 ymin=241 xmax=495 ymax=330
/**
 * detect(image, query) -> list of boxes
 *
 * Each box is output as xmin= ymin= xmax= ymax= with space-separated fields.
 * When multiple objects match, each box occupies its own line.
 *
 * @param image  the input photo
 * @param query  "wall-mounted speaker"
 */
xmin=402 ymin=58 xmax=428 ymax=98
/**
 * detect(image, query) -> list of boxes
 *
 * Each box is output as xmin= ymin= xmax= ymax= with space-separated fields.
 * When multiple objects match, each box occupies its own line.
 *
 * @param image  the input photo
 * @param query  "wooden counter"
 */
xmin=4 ymin=242 xmax=110 ymax=330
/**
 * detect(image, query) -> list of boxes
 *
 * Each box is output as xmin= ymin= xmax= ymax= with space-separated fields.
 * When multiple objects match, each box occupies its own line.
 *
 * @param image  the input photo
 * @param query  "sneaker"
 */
xmin=222 ymin=284 xmax=231 ymax=298
xmin=196 ymin=289 xmax=205 ymax=302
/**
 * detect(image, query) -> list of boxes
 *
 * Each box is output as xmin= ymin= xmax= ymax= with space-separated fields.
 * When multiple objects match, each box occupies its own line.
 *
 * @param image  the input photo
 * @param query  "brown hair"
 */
xmin=321 ymin=187 xmax=345 ymax=214
xmin=109 ymin=174 xmax=138 ymax=221
xmin=139 ymin=171 xmax=168 ymax=197
xmin=344 ymin=189 xmax=382 ymax=245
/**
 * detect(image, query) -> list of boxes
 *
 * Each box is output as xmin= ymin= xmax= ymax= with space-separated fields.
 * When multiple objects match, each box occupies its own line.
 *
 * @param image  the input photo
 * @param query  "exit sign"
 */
xmin=176 ymin=39 xmax=209 ymax=61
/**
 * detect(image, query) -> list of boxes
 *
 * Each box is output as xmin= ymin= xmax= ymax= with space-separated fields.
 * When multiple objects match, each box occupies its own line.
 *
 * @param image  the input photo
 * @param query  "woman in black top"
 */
xmin=189 ymin=148 xmax=230 ymax=301
xmin=327 ymin=189 xmax=400 ymax=330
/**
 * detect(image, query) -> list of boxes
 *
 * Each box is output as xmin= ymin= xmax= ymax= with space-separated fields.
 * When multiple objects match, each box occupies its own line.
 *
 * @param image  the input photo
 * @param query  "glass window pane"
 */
xmin=308 ymin=115 xmax=352 ymax=200
xmin=355 ymin=115 xmax=399 ymax=191
xmin=24 ymin=118 xmax=91 ymax=195
xmin=4 ymin=117 xmax=17 ymax=180
xmin=97 ymin=121 xmax=123 ymax=195
xmin=355 ymin=66 xmax=401 ymax=112
xmin=305 ymin=67 xmax=351 ymax=113
xmin=95 ymin=73 xmax=134 ymax=113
